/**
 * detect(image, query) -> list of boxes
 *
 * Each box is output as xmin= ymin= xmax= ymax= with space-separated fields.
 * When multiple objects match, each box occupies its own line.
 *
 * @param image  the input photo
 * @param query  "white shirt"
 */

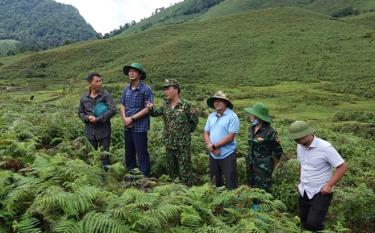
xmin=297 ymin=136 xmax=344 ymax=199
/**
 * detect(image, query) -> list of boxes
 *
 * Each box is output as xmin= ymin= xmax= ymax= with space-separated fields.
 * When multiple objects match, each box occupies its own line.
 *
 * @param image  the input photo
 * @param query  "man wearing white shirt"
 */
xmin=288 ymin=121 xmax=347 ymax=232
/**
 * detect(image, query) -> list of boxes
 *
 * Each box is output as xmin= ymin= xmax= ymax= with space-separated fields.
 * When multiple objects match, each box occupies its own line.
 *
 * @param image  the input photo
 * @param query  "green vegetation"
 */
xmin=0 ymin=1 xmax=374 ymax=232
xmin=121 ymin=0 xmax=375 ymax=34
xmin=0 ymin=0 xmax=97 ymax=51
xmin=0 ymin=39 xmax=20 ymax=56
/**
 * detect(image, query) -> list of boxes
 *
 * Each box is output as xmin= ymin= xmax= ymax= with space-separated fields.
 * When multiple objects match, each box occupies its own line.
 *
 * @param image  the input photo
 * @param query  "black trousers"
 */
xmin=124 ymin=131 xmax=150 ymax=177
xmin=209 ymin=152 xmax=238 ymax=190
xmin=299 ymin=191 xmax=333 ymax=232
xmin=89 ymin=136 xmax=110 ymax=169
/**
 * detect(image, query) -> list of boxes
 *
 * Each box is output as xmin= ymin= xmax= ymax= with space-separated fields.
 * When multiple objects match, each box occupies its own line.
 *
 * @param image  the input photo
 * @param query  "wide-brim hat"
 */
xmin=244 ymin=103 xmax=272 ymax=123
xmin=288 ymin=121 xmax=315 ymax=140
xmin=207 ymin=91 xmax=233 ymax=109
xmin=123 ymin=63 xmax=147 ymax=80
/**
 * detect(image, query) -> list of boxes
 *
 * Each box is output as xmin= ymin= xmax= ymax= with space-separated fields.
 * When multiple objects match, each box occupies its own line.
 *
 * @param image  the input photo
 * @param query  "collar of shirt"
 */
xmin=215 ymin=107 xmax=230 ymax=118
xmin=166 ymin=99 xmax=183 ymax=108
xmin=126 ymin=82 xmax=143 ymax=91
xmin=86 ymin=89 xmax=103 ymax=98
xmin=302 ymin=135 xmax=318 ymax=151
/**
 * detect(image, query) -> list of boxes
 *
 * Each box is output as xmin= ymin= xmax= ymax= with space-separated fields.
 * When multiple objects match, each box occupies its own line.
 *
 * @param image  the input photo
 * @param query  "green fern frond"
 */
xmin=180 ymin=206 xmax=203 ymax=228
xmin=81 ymin=211 xmax=131 ymax=233
xmin=12 ymin=215 xmax=41 ymax=233
xmin=53 ymin=219 xmax=84 ymax=233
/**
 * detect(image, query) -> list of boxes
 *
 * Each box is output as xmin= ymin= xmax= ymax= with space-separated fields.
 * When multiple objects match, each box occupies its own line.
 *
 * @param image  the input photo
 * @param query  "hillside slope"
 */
xmin=122 ymin=0 xmax=375 ymax=34
xmin=0 ymin=0 xmax=97 ymax=50
xmin=0 ymin=7 xmax=374 ymax=98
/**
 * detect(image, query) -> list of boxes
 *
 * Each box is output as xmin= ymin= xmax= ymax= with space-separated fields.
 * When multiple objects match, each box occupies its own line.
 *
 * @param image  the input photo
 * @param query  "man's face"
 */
xmin=213 ymin=99 xmax=227 ymax=111
xmin=248 ymin=115 xmax=257 ymax=122
xmin=294 ymin=135 xmax=312 ymax=145
xmin=90 ymin=76 xmax=102 ymax=91
xmin=128 ymin=68 xmax=141 ymax=81
xmin=164 ymin=86 xmax=178 ymax=100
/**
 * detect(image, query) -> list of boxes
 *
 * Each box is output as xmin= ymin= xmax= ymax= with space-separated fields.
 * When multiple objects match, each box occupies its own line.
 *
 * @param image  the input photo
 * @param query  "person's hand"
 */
xmin=146 ymin=101 xmax=153 ymax=109
xmin=206 ymin=143 xmax=214 ymax=152
xmin=88 ymin=115 xmax=96 ymax=123
xmin=320 ymin=183 xmax=333 ymax=195
xmin=124 ymin=117 xmax=133 ymax=127
xmin=212 ymin=149 xmax=220 ymax=156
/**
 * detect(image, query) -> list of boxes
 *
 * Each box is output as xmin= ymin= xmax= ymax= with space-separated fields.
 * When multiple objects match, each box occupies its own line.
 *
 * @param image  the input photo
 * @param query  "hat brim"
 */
xmin=288 ymin=127 xmax=315 ymax=140
xmin=207 ymin=97 xmax=233 ymax=109
xmin=244 ymin=107 xmax=272 ymax=123
xmin=123 ymin=66 xmax=147 ymax=80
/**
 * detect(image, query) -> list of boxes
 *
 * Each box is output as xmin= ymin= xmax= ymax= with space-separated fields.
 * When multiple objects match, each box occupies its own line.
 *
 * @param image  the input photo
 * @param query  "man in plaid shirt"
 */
xmin=120 ymin=63 xmax=153 ymax=177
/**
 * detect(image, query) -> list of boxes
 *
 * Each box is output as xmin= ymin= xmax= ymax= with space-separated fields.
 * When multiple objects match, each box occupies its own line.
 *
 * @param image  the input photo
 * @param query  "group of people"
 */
xmin=78 ymin=63 xmax=347 ymax=232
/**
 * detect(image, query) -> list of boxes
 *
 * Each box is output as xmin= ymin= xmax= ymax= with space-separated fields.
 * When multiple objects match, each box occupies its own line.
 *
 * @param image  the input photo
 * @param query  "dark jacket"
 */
xmin=78 ymin=90 xmax=116 ymax=140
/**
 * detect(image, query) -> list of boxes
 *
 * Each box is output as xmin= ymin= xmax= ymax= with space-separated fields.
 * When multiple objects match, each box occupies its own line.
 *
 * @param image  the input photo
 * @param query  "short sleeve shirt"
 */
xmin=120 ymin=82 xmax=153 ymax=132
xmin=297 ymin=136 xmax=345 ymax=199
xmin=204 ymin=108 xmax=240 ymax=159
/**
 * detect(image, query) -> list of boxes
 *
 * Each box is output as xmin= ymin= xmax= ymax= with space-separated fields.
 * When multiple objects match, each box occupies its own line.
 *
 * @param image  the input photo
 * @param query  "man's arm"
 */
xmin=78 ymin=99 xmax=89 ymax=123
xmin=120 ymin=104 xmax=132 ymax=127
xmin=96 ymin=93 xmax=116 ymax=123
xmin=212 ymin=133 xmax=236 ymax=149
xmin=320 ymin=162 xmax=348 ymax=194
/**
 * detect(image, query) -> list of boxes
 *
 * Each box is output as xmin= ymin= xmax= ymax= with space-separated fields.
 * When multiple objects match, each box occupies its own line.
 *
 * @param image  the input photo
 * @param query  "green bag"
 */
xmin=93 ymin=102 xmax=108 ymax=117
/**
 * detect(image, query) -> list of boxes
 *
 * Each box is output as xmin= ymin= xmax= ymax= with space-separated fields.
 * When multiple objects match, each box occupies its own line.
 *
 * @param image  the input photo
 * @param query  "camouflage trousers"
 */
xmin=247 ymin=156 xmax=273 ymax=192
xmin=166 ymin=145 xmax=193 ymax=185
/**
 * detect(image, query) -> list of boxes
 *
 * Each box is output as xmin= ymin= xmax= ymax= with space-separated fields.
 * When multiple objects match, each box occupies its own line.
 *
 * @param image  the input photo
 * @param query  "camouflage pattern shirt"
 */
xmin=150 ymin=98 xmax=199 ymax=149
xmin=248 ymin=124 xmax=283 ymax=161
xmin=247 ymin=124 xmax=283 ymax=190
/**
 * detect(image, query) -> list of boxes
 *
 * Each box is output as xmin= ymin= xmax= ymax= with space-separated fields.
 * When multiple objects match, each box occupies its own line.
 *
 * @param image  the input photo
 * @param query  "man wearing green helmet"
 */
xmin=288 ymin=121 xmax=347 ymax=232
xmin=120 ymin=63 xmax=154 ymax=177
xmin=78 ymin=72 xmax=116 ymax=172
xmin=148 ymin=79 xmax=199 ymax=185
xmin=244 ymin=103 xmax=283 ymax=192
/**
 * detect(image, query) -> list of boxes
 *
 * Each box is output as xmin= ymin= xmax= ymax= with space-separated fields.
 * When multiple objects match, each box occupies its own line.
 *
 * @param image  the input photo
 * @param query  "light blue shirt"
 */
xmin=204 ymin=108 xmax=240 ymax=159
xmin=297 ymin=136 xmax=345 ymax=199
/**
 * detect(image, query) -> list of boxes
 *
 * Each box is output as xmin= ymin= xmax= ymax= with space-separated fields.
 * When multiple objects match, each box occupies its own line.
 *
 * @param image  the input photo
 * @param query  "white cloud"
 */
xmin=54 ymin=0 xmax=183 ymax=33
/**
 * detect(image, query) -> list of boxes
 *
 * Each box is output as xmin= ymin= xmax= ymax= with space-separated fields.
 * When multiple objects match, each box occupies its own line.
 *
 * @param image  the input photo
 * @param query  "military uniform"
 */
xmin=244 ymin=103 xmax=283 ymax=192
xmin=150 ymin=79 xmax=198 ymax=185
xmin=247 ymin=124 xmax=283 ymax=191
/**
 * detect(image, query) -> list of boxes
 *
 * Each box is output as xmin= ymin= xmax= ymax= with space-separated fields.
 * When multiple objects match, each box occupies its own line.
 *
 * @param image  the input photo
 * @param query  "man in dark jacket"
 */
xmin=78 ymin=72 xmax=116 ymax=171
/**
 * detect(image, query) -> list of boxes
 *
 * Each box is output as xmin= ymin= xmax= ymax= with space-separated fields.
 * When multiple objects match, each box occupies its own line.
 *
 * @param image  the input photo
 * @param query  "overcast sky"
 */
xmin=54 ymin=0 xmax=183 ymax=34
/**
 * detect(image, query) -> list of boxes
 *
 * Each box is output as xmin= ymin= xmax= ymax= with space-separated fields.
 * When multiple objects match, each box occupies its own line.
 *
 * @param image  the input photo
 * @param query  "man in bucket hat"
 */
xmin=120 ymin=63 xmax=153 ymax=177
xmin=288 ymin=121 xmax=347 ymax=232
xmin=204 ymin=91 xmax=240 ymax=189
xmin=244 ymin=103 xmax=283 ymax=192
xmin=148 ymin=79 xmax=198 ymax=185
xmin=78 ymin=72 xmax=116 ymax=172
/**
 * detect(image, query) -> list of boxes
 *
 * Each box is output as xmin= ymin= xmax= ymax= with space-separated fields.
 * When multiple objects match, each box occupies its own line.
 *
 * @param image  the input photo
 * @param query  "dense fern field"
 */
xmin=0 ymin=90 xmax=374 ymax=233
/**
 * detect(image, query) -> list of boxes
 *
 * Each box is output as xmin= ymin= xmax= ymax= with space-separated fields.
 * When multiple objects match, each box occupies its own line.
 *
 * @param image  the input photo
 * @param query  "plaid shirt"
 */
xmin=120 ymin=82 xmax=153 ymax=132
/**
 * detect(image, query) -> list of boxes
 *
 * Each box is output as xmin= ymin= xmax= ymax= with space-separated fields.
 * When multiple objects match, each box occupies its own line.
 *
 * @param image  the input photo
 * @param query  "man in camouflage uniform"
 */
xmin=244 ymin=103 xmax=283 ymax=192
xmin=148 ymin=79 xmax=199 ymax=185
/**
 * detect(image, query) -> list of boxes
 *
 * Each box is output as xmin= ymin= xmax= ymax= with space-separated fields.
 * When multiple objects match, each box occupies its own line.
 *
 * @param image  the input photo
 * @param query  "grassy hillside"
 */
xmin=122 ymin=0 xmax=375 ymax=34
xmin=308 ymin=0 xmax=375 ymax=17
xmin=0 ymin=6 xmax=374 ymax=233
xmin=1 ymin=7 xmax=374 ymax=98
xmin=344 ymin=11 xmax=375 ymax=29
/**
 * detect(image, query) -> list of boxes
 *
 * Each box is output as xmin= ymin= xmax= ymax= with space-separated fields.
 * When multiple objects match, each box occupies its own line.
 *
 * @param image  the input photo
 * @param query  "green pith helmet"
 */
xmin=207 ymin=91 xmax=233 ymax=109
xmin=163 ymin=79 xmax=180 ymax=89
xmin=123 ymin=63 xmax=147 ymax=80
xmin=244 ymin=103 xmax=272 ymax=123
xmin=288 ymin=121 xmax=315 ymax=140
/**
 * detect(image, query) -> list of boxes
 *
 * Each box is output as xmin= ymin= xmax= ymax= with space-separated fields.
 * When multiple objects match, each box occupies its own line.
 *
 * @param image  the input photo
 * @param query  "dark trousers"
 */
xmin=209 ymin=152 xmax=238 ymax=190
xmin=299 ymin=191 xmax=333 ymax=232
xmin=124 ymin=130 xmax=150 ymax=177
xmin=89 ymin=136 xmax=110 ymax=169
